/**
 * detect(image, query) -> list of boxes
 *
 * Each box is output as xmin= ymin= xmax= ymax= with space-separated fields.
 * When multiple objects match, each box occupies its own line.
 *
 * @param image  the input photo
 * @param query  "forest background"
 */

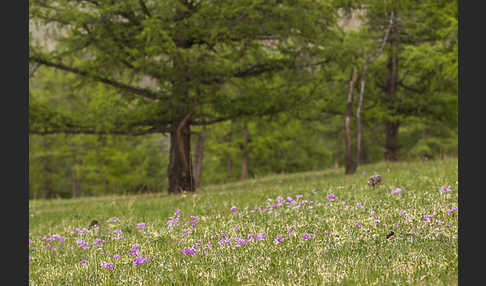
xmin=28 ymin=0 xmax=457 ymax=199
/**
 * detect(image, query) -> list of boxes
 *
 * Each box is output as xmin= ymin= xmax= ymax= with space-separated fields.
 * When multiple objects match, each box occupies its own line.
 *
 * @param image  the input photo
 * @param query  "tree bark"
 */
xmin=168 ymin=112 xmax=195 ymax=193
xmin=241 ymin=123 xmax=249 ymax=180
xmin=345 ymin=66 xmax=359 ymax=174
xmin=384 ymin=47 xmax=400 ymax=161
xmin=193 ymin=131 xmax=205 ymax=188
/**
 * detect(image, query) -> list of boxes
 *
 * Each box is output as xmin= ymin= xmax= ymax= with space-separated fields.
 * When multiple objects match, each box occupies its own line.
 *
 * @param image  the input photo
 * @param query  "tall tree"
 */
xmin=29 ymin=0 xmax=339 ymax=193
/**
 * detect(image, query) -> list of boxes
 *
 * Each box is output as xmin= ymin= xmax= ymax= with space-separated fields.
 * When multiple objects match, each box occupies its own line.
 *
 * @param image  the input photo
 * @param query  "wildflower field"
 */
xmin=29 ymin=158 xmax=458 ymax=285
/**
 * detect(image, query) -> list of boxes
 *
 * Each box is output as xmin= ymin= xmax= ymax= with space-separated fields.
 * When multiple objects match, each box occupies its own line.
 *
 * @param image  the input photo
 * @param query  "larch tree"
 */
xmin=29 ymin=0 xmax=339 ymax=193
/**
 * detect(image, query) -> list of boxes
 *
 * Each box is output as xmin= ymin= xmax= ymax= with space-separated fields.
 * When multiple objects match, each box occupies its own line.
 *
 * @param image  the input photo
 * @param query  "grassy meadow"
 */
xmin=29 ymin=158 xmax=458 ymax=285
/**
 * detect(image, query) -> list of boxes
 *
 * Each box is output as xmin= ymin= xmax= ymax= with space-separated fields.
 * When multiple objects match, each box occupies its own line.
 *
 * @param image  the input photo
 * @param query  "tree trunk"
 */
xmin=226 ymin=131 xmax=233 ymax=179
xmin=385 ymin=121 xmax=400 ymax=161
xmin=193 ymin=131 xmax=205 ymax=188
xmin=168 ymin=113 xmax=195 ymax=194
xmin=241 ymin=123 xmax=249 ymax=180
xmin=355 ymin=12 xmax=394 ymax=168
xmin=384 ymin=34 xmax=400 ymax=162
xmin=72 ymin=166 xmax=81 ymax=198
xmin=345 ymin=66 xmax=358 ymax=174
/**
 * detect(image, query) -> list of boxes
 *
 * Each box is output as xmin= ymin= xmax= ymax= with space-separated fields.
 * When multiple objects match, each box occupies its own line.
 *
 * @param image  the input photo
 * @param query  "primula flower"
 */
xmin=234 ymin=226 xmax=240 ymax=232
xmin=230 ymin=206 xmax=238 ymax=211
xmin=129 ymin=244 xmax=141 ymax=256
xmin=255 ymin=233 xmax=266 ymax=240
xmin=391 ymin=188 xmax=403 ymax=194
xmin=369 ymin=210 xmax=376 ymax=217
xmin=180 ymin=248 xmax=195 ymax=255
xmin=357 ymin=202 xmax=363 ymax=208
xmin=355 ymin=221 xmax=362 ymax=227
xmin=302 ymin=233 xmax=313 ymax=240
xmin=423 ymin=215 xmax=434 ymax=222
xmin=79 ymin=259 xmax=87 ymax=264
xmin=234 ymin=237 xmax=248 ymax=247
xmin=133 ymin=256 xmax=150 ymax=266
xmin=136 ymin=222 xmax=146 ymax=229
xmin=113 ymin=254 xmax=120 ymax=260
xmin=273 ymin=237 xmax=284 ymax=245
xmin=100 ymin=261 xmax=114 ymax=270
xmin=175 ymin=209 xmax=182 ymax=216
xmin=296 ymin=194 xmax=303 ymax=199
xmin=326 ymin=194 xmax=337 ymax=201
xmin=108 ymin=217 xmax=120 ymax=222
xmin=446 ymin=207 xmax=458 ymax=214
xmin=439 ymin=186 xmax=452 ymax=193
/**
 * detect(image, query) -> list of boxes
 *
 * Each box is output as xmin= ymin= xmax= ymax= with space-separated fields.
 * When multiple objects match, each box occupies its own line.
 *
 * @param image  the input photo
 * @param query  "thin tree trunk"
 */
xmin=356 ymin=12 xmax=394 ymax=167
xmin=72 ymin=166 xmax=81 ymax=198
xmin=226 ymin=130 xmax=233 ymax=178
xmin=241 ymin=123 xmax=249 ymax=180
xmin=384 ymin=35 xmax=400 ymax=161
xmin=345 ymin=66 xmax=359 ymax=174
xmin=193 ymin=131 xmax=205 ymax=188
xmin=168 ymin=112 xmax=195 ymax=194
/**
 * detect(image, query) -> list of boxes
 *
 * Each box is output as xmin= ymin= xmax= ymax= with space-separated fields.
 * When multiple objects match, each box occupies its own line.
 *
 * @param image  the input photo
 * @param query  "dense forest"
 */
xmin=29 ymin=0 xmax=457 ymax=199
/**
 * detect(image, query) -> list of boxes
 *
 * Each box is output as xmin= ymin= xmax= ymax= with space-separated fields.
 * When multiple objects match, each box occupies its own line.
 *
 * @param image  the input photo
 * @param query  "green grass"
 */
xmin=29 ymin=158 xmax=458 ymax=285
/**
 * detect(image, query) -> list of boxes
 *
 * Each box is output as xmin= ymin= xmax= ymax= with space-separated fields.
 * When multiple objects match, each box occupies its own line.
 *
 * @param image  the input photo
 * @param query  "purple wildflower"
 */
xmin=108 ymin=217 xmax=120 ymax=222
xmin=79 ymin=259 xmax=87 ymax=264
xmin=296 ymin=194 xmax=303 ymax=199
xmin=446 ymin=207 xmax=458 ymax=214
xmin=234 ymin=226 xmax=241 ymax=232
xmin=423 ymin=215 xmax=434 ymax=222
xmin=133 ymin=256 xmax=150 ymax=266
xmin=391 ymin=188 xmax=403 ymax=194
xmin=273 ymin=236 xmax=284 ymax=245
xmin=113 ymin=254 xmax=120 ymax=260
xmin=255 ymin=233 xmax=267 ymax=240
xmin=136 ymin=222 xmax=146 ymax=229
xmin=355 ymin=221 xmax=362 ymax=227
xmin=357 ymin=202 xmax=363 ymax=208
xmin=129 ymin=244 xmax=141 ymax=256
xmin=234 ymin=237 xmax=248 ymax=247
xmin=326 ymin=194 xmax=337 ymax=201
xmin=439 ymin=186 xmax=452 ymax=193
xmin=369 ymin=210 xmax=376 ymax=217
xmin=100 ymin=262 xmax=114 ymax=270
xmin=230 ymin=206 xmax=238 ymax=211
xmin=180 ymin=248 xmax=196 ymax=255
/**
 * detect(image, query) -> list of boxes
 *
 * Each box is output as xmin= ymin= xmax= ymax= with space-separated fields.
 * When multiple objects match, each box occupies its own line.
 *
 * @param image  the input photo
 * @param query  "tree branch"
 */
xmin=30 ymin=56 xmax=162 ymax=100
xmin=30 ymin=126 xmax=162 ymax=136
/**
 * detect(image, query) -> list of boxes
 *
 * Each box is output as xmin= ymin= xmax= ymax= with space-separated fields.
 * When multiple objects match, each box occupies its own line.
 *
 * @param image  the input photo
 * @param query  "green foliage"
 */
xmin=29 ymin=0 xmax=457 ymax=197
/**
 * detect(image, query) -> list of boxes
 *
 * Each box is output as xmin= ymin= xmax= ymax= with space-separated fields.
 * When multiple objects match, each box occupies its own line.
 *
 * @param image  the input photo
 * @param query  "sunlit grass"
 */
xmin=29 ymin=158 xmax=458 ymax=285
